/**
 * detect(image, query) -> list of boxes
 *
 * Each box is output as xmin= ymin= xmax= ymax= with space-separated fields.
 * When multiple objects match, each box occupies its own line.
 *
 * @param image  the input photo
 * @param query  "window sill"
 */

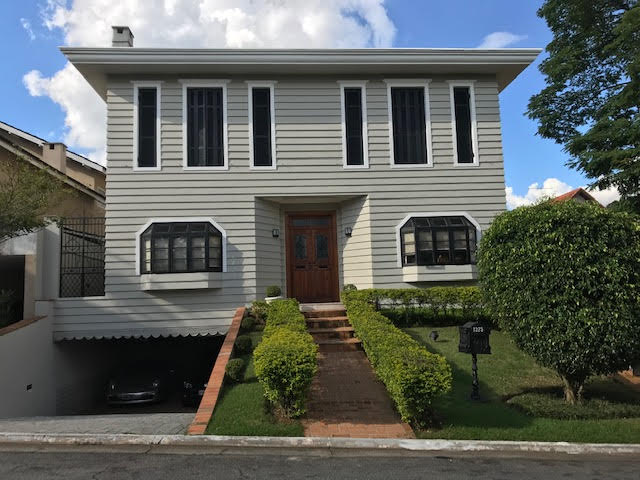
xmin=402 ymin=264 xmax=477 ymax=282
xmin=140 ymin=272 xmax=223 ymax=291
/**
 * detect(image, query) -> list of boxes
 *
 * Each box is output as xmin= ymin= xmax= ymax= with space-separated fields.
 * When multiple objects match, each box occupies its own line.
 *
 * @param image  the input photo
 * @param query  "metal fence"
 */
xmin=59 ymin=217 xmax=105 ymax=297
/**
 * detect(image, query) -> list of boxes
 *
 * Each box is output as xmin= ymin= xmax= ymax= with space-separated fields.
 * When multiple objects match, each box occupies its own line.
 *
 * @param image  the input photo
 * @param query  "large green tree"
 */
xmin=528 ymin=1 xmax=640 ymax=211
xmin=0 ymin=153 xmax=68 ymax=243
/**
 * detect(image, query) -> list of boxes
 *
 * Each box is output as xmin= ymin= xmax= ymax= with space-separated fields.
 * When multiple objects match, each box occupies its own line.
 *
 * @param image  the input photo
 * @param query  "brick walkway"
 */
xmin=302 ymin=303 xmax=413 ymax=439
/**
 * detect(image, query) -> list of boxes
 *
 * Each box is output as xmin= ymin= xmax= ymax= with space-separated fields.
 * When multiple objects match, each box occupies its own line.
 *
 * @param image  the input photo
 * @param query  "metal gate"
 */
xmin=59 ymin=217 xmax=105 ymax=297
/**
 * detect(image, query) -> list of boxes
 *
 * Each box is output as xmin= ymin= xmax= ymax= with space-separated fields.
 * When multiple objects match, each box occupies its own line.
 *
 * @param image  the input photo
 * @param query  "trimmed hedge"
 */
xmin=342 ymin=291 xmax=452 ymax=427
xmin=225 ymin=358 xmax=245 ymax=383
xmin=344 ymin=287 xmax=486 ymax=326
xmin=254 ymin=299 xmax=318 ymax=417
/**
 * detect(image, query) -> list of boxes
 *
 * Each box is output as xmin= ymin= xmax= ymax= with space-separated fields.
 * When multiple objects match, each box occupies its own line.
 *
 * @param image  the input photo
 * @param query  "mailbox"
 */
xmin=458 ymin=321 xmax=491 ymax=355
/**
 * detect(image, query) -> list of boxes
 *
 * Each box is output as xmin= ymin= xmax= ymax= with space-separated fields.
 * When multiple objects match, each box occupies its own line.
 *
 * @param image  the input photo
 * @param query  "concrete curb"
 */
xmin=0 ymin=432 xmax=639 ymax=457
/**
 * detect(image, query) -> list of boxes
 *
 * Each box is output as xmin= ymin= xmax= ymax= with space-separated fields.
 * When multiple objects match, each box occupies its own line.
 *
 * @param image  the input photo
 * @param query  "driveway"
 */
xmin=0 ymin=413 xmax=194 ymax=435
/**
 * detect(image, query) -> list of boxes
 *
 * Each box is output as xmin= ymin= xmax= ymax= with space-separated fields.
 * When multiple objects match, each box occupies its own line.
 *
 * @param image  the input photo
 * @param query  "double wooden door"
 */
xmin=286 ymin=213 xmax=339 ymax=303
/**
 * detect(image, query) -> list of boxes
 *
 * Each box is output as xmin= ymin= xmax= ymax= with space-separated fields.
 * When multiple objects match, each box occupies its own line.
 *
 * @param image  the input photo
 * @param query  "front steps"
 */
xmin=301 ymin=303 xmax=362 ymax=352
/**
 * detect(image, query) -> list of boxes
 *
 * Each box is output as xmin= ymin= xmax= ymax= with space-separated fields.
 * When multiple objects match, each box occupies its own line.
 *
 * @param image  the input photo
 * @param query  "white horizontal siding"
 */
xmin=54 ymin=75 xmax=505 ymax=338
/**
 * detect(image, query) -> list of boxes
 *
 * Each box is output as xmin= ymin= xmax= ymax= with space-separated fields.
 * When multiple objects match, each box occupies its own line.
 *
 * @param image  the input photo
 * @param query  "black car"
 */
xmin=107 ymin=365 xmax=172 ymax=406
xmin=181 ymin=370 xmax=210 ymax=407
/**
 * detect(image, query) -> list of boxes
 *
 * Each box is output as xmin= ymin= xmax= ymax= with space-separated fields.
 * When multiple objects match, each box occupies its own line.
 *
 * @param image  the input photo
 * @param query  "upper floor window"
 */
xmin=385 ymin=80 xmax=432 ymax=167
xmin=449 ymin=82 xmax=479 ymax=166
xmin=339 ymin=82 xmax=368 ymax=168
xmin=399 ymin=215 xmax=478 ymax=267
xmin=248 ymin=82 xmax=276 ymax=169
xmin=181 ymin=80 xmax=229 ymax=170
xmin=133 ymin=82 xmax=161 ymax=170
xmin=140 ymin=222 xmax=223 ymax=274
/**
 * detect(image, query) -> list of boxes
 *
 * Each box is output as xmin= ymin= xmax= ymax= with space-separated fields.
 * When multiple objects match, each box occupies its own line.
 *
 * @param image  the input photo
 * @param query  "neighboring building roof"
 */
xmin=553 ymin=187 xmax=603 ymax=206
xmin=0 ymin=120 xmax=105 ymax=173
xmin=0 ymin=120 xmax=105 ymax=204
xmin=61 ymin=47 xmax=542 ymax=100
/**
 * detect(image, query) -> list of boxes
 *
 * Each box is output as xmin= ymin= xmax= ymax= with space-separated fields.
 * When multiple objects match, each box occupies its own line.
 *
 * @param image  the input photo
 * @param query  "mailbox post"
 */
xmin=458 ymin=321 xmax=491 ymax=401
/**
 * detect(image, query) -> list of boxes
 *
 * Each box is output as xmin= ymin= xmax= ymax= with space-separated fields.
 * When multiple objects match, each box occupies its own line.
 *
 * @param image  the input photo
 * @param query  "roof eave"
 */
xmin=61 ymin=47 xmax=542 ymax=99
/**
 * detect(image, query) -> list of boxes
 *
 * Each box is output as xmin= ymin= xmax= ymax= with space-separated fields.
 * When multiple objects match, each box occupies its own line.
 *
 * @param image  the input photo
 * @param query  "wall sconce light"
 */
xmin=344 ymin=227 xmax=353 ymax=237
xmin=272 ymin=228 xmax=280 ymax=238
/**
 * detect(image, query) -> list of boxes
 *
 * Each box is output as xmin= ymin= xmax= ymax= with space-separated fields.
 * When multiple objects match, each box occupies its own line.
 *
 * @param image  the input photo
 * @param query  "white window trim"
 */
xmin=338 ymin=81 xmax=369 ymax=169
xmin=246 ymin=81 xmax=277 ymax=170
xmin=384 ymin=79 xmax=433 ymax=169
xmin=132 ymin=81 xmax=162 ymax=171
xmin=180 ymin=79 xmax=230 ymax=171
xmin=394 ymin=211 xmax=482 ymax=268
xmin=447 ymin=80 xmax=480 ymax=167
xmin=135 ymin=217 xmax=228 ymax=275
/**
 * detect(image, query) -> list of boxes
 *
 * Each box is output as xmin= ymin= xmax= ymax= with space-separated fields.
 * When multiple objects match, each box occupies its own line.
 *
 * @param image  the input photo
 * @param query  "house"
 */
xmin=553 ymin=187 xmax=603 ymax=206
xmin=50 ymin=26 xmax=539 ymax=342
xmin=0 ymin=120 xmax=105 ymax=322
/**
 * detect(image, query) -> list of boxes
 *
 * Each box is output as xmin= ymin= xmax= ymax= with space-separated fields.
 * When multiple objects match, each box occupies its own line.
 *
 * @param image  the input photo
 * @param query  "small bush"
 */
xmin=342 ymin=284 xmax=357 ymax=292
xmin=478 ymin=200 xmax=640 ymax=404
xmin=266 ymin=285 xmax=282 ymax=297
xmin=342 ymin=292 xmax=452 ymax=427
xmin=253 ymin=298 xmax=318 ymax=417
xmin=235 ymin=335 xmax=253 ymax=354
xmin=225 ymin=358 xmax=245 ymax=383
xmin=251 ymin=300 xmax=269 ymax=324
xmin=240 ymin=315 xmax=255 ymax=332
xmin=254 ymin=328 xmax=318 ymax=417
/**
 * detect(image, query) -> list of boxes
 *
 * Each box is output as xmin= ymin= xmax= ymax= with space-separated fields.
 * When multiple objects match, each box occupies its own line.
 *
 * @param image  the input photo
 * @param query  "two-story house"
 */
xmin=54 ymin=26 xmax=539 ymax=343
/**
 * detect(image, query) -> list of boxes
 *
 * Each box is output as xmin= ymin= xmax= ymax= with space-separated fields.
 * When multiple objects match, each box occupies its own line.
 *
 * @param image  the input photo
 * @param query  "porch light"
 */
xmin=344 ymin=227 xmax=353 ymax=237
xmin=272 ymin=228 xmax=280 ymax=238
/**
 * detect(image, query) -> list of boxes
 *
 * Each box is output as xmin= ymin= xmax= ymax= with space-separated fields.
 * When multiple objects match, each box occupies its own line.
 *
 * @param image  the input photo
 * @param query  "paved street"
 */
xmin=0 ymin=451 xmax=637 ymax=479
xmin=0 ymin=413 xmax=194 ymax=435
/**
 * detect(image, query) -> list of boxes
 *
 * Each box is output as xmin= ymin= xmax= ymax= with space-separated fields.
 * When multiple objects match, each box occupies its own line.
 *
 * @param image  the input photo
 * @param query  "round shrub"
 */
xmin=240 ymin=315 xmax=255 ymax=332
xmin=250 ymin=300 xmax=269 ymax=325
xmin=342 ymin=284 xmax=357 ymax=292
xmin=266 ymin=285 xmax=282 ymax=297
xmin=254 ymin=328 xmax=318 ymax=418
xmin=478 ymin=201 xmax=640 ymax=404
xmin=234 ymin=334 xmax=253 ymax=354
xmin=225 ymin=358 xmax=245 ymax=383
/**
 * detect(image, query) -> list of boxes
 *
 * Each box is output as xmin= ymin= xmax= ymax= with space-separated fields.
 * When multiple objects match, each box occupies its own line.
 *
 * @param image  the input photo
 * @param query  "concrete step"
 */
xmin=316 ymin=337 xmax=362 ymax=352
xmin=303 ymin=309 xmax=347 ymax=319
xmin=309 ymin=326 xmax=355 ymax=340
xmin=305 ymin=317 xmax=350 ymax=329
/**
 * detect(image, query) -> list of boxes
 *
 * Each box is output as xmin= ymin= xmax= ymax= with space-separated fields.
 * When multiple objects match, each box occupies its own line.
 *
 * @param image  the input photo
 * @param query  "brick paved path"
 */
xmin=302 ymin=303 xmax=414 ymax=439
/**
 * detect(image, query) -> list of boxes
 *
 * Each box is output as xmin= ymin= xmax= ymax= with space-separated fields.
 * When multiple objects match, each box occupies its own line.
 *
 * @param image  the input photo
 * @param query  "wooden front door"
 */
xmin=286 ymin=213 xmax=339 ymax=303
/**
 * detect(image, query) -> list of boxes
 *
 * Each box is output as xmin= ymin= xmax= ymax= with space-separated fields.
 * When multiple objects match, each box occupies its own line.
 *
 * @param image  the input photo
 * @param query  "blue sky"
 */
xmin=0 ymin=0 xmax=612 ymax=205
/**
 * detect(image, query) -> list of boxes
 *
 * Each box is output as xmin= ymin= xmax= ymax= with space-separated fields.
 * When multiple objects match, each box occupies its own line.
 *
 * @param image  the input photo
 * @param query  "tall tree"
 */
xmin=0 ymin=153 xmax=68 ymax=243
xmin=528 ymin=1 xmax=640 ymax=211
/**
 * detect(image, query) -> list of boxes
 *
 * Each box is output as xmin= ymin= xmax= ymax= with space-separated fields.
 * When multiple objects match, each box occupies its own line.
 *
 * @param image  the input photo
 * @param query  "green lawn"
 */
xmin=407 ymin=326 xmax=640 ymax=443
xmin=205 ymin=331 xmax=304 ymax=436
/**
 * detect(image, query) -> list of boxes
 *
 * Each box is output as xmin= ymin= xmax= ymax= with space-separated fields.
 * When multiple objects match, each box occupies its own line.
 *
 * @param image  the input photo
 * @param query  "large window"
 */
xmin=386 ymin=81 xmax=432 ymax=167
xmin=183 ymin=83 xmax=227 ymax=169
xmin=248 ymin=83 xmax=276 ymax=169
xmin=449 ymin=82 xmax=479 ymax=166
xmin=140 ymin=222 xmax=223 ymax=274
xmin=133 ymin=82 xmax=161 ymax=170
xmin=399 ymin=215 xmax=477 ymax=267
xmin=340 ymin=82 xmax=368 ymax=168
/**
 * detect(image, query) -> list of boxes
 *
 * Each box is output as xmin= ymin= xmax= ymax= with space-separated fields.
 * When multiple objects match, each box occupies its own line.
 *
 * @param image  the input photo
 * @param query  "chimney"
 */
xmin=112 ymin=26 xmax=134 ymax=47
xmin=43 ymin=143 xmax=67 ymax=174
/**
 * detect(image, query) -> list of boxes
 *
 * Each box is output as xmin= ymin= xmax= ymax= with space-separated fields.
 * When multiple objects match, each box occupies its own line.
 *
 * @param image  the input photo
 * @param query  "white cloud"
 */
xmin=20 ymin=18 xmax=36 ymax=41
xmin=28 ymin=0 xmax=396 ymax=165
xmin=505 ymin=178 xmax=621 ymax=209
xmin=23 ymin=64 xmax=106 ymax=164
xmin=477 ymin=31 xmax=527 ymax=49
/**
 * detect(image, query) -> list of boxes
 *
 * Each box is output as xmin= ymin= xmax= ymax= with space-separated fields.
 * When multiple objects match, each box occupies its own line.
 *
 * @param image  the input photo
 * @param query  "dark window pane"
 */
xmin=295 ymin=235 xmax=307 ymax=260
xmin=252 ymin=88 xmax=272 ymax=167
xmin=391 ymin=88 xmax=426 ymax=165
xmin=454 ymin=87 xmax=474 ymax=164
xmin=187 ymin=88 xmax=224 ymax=167
xmin=344 ymin=88 xmax=364 ymax=166
xmin=291 ymin=217 xmax=330 ymax=227
xmin=316 ymin=234 xmax=328 ymax=260
xmin=138 ymin=88 xmax=157 ymax=167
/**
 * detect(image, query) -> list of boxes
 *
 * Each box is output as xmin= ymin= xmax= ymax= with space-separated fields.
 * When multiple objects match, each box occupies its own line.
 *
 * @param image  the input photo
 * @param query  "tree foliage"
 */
xmin=528 ymin=1 xmax=640 ymax=212
xmin=478 ymin=200 xmax=640 ymax=404
xmin=0 ymin=153 xmax=68 ymax=243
